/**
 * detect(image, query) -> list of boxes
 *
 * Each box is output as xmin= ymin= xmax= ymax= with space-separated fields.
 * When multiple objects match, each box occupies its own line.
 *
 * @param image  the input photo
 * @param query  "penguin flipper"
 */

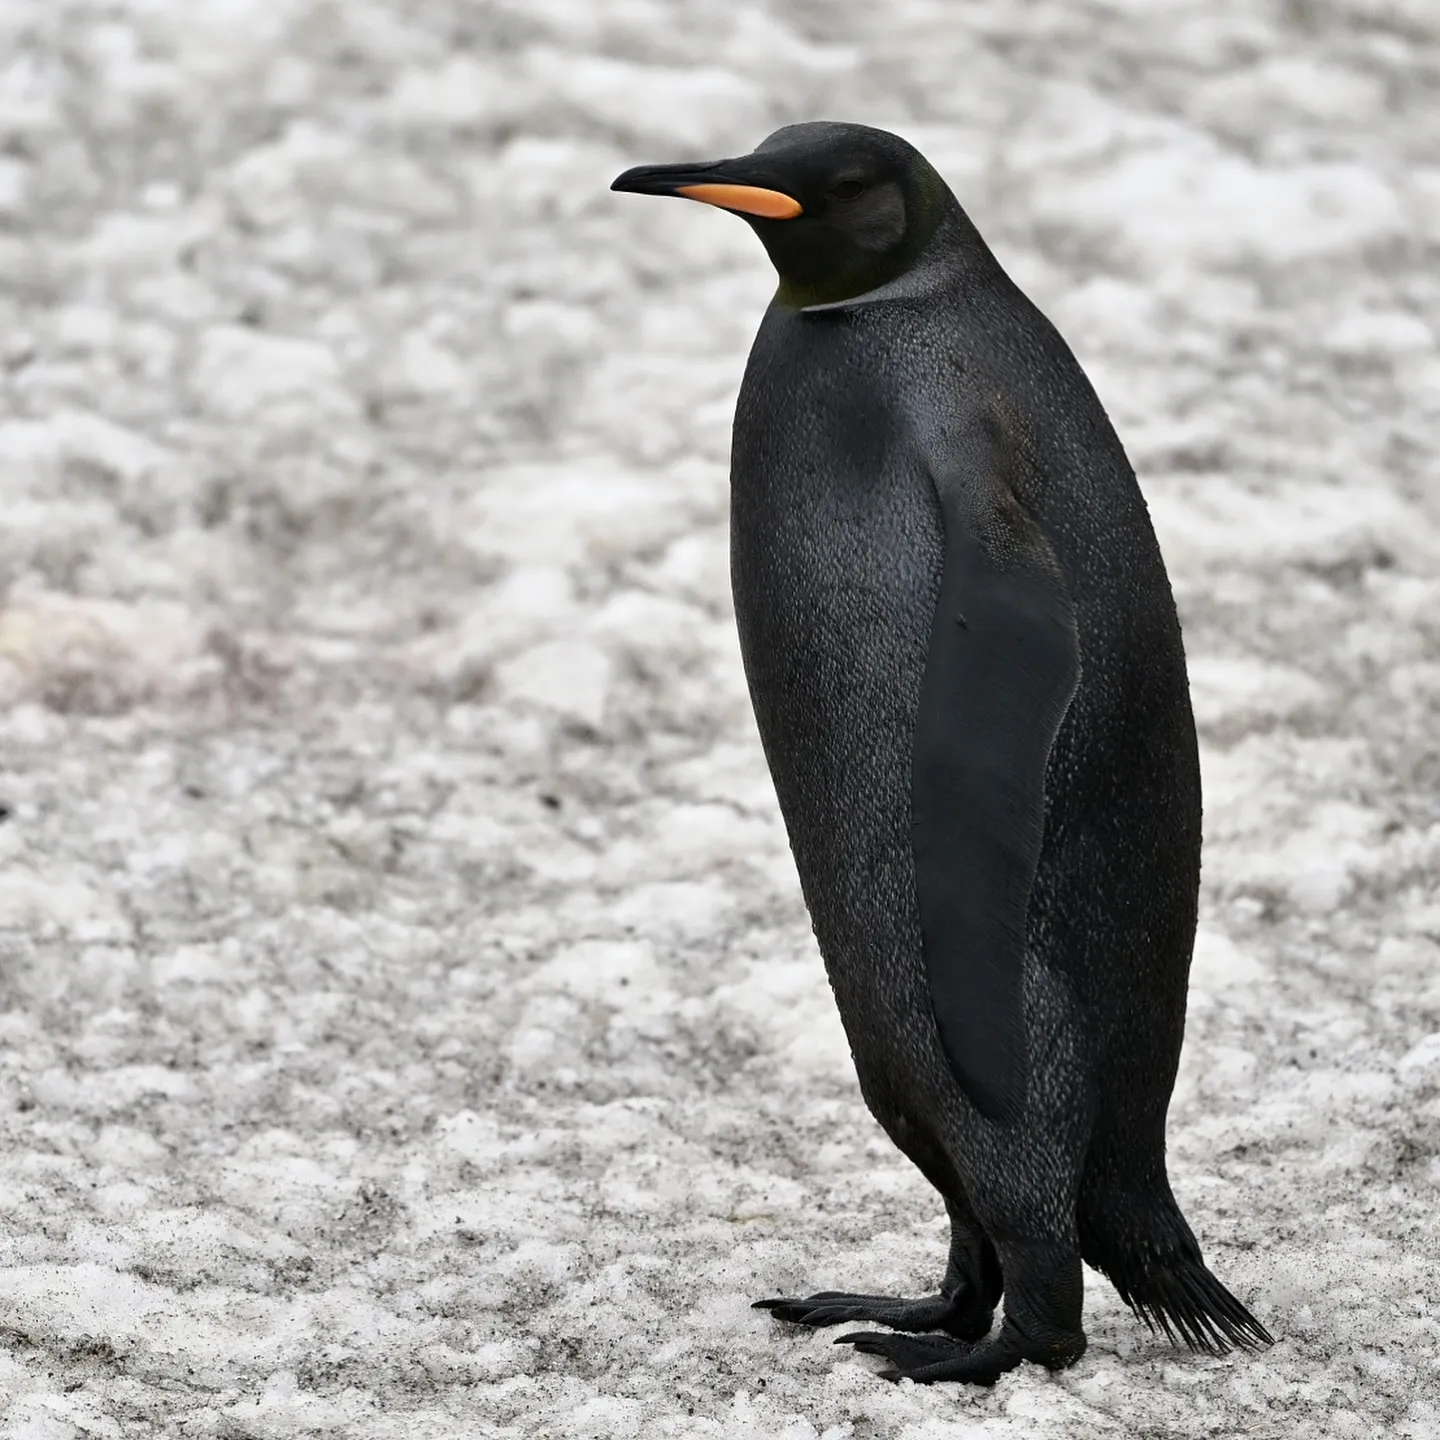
xmin=912 ymin=416 xmax=1081 ymax=1124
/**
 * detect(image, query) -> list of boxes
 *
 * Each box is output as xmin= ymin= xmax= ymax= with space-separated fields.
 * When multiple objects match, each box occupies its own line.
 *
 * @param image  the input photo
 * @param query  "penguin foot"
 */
xmin=835 ymin=1324 xmax=1085 ymax=1385
xmin=753 ymin=1289 xmax=992 ymax=1341
xmin=834 ymin=1330 xmax=972 ymax=1380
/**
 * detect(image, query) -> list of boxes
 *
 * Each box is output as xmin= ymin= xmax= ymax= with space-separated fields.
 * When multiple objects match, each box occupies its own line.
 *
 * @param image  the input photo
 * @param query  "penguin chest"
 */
xmin=729 ymin=379 xmax=944 ymax=969
xmin=730 ymin=452 xmax=942 ymax=755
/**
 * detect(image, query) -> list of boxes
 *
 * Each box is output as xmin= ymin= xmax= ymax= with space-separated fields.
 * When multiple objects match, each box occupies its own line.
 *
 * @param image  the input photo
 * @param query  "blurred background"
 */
xmin=0 ymin=1 xmax=1437 ymax=1436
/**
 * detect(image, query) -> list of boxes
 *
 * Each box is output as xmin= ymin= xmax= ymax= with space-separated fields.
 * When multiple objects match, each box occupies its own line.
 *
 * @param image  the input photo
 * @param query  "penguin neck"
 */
xmin=786 ymin=205 xmax=993 ymax=316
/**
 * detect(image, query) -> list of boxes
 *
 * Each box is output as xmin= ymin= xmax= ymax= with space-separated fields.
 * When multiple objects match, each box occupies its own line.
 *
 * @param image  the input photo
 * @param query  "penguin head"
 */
xmin=611 ymin=121 xmax=953 ymax=309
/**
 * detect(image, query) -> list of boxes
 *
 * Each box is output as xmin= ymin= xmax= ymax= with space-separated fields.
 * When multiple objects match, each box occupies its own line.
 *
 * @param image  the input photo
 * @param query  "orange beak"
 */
xmin=675 ymin=184 xmax=802 ymax=220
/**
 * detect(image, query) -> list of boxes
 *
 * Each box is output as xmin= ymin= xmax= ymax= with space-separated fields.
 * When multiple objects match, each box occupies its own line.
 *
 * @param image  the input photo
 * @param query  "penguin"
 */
xmin=611 ymin=121 xmax=1271 ymax=1385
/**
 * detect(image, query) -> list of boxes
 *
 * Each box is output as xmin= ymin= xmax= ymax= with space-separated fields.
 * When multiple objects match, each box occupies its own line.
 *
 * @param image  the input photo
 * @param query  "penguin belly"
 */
xmin=728 ymin=308 xmax=965 ymax=1152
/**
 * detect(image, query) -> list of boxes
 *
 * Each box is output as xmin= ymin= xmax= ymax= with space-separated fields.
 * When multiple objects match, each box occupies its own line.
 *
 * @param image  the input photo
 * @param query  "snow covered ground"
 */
xmin=0 ymin=0 xmax=1437 ymax=1435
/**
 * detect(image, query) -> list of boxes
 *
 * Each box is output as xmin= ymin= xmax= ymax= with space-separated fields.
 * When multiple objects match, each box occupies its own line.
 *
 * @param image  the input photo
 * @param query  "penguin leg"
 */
xmin=753 ymin=1196 xmax=1000 ymax=1340
xmin=835 ymin=1239 xmax=1086 ymax=1385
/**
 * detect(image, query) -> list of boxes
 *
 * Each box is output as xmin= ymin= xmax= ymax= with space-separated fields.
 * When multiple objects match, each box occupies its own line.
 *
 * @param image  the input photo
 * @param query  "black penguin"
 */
xmin=612 ymin=122 xmax=1271 ymax=1385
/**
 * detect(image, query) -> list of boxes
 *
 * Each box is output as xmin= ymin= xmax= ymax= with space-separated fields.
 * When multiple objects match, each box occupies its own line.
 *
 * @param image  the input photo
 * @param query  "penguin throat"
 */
xmin=773 ymin=247 xmax=922 ymax=310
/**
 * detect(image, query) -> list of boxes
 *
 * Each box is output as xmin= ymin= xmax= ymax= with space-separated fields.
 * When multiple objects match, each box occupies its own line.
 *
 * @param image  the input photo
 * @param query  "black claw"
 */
xmin=754 ymin=1298 xmax=843 ymax=1325
xmin=753 ymin=1287 xmax=990 ymax=1339
xmin=760 ymin=1296 xmax=858 ymax=1319
xmin=757 ymin=1296 xmax=895 ymax=1328
xmin=833 ymin=1331 xmax=891 ymax=1355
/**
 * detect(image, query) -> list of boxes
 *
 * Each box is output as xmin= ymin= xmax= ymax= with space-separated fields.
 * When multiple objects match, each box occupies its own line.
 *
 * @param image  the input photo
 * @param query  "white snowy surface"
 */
xmin=0 ymin=1 xmax=1438 ymax=1436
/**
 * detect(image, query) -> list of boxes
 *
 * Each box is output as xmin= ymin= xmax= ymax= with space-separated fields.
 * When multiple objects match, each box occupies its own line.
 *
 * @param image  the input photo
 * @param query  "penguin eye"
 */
xmin=831 ymin=180 xmax=865 ymax=201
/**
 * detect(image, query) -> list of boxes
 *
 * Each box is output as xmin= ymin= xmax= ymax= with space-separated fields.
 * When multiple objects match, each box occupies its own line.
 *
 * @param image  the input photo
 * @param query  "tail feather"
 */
xmin=1082 ymin=1194 xmax=1273 ymax=1355
xmin=1110 ymin=1257 xmax=1273 ymax=1355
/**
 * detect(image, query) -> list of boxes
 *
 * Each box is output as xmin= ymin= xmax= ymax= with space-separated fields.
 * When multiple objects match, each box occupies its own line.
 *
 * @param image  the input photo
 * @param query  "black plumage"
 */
xmin=612 ymin=121 xmax=1271 ymax=1384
